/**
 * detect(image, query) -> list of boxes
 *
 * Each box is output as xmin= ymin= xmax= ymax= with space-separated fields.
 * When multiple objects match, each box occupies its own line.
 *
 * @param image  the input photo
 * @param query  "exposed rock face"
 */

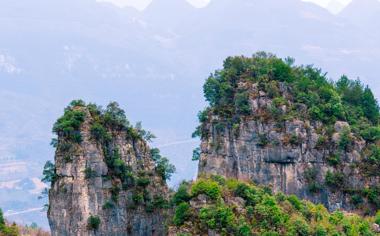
xmin=198 ymin=82 xmax=378 ymax=212
xmin=48 ymin=106 xmax=169 ymax=236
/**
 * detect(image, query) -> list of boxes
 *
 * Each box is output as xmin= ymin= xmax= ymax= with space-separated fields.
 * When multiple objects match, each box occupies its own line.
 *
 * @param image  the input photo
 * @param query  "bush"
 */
xmin=191 ymin=179 xmax=221 ymax=200
xmin=53 ymin=107 xmax=86 ymax=143
xmin=325 ymin=171 xmax=344 ymax=189
xmin=90 ymin=122 xmax=111 ymax=142
xmin=257 ymin=134 xmax=269 ymax=147
xmin=87 ymin=215 xmax=101 ymax=230
xmin=287 ymin=195 xmax=303 ymax=211
xmin=199 ymin=205 xmax=236 ymax=232
xmin=136 ymin=177 xmax=150 ymax=188
xmin=192 ymin=147 xmax=201 ymax=161
xmin=173 ymin=202 xmax=191 ymax=226
xmin=327 ymin=154 xmax=341 ymax=167
xmin=375 ymin=211 xmax=380 ymax=225
xmin=102 ymin=200 xmax=115 ymax=210
xmin=84 ymin=167 xmax=97 ymax=179
xmin=172 ymin=182 xmax=191 ymax=205
xmin=338 ymin=127 xmax=353 ymax=151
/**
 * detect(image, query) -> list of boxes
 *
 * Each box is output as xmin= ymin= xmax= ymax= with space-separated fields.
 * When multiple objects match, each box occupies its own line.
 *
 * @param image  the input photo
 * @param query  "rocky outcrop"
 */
xmin=198 ymin=82 xmax=379 ymax=212
xmin=48 ymin=103 xmax=169 ymax=236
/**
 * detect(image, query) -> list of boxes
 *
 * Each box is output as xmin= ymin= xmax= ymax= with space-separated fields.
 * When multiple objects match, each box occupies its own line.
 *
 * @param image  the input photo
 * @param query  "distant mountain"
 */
xmin=339 ymin=0 xmax=380 ymax=30
xmin=0 ymin=0 xmax=379 ymax=229
xmin=326 ymin=0 xmax=345 ymax=14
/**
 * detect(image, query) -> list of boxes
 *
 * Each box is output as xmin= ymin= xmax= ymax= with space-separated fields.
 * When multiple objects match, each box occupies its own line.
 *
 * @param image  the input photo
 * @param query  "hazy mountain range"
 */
xmin=0 ymin=0 xmax=379 ymax=229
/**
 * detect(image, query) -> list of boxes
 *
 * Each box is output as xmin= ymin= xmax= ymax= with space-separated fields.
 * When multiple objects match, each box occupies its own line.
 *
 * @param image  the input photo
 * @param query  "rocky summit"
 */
xmin=195 ymin=52 xmax=380 ymax=214
xmin=46 ymin=101 xmax=174 ymax=236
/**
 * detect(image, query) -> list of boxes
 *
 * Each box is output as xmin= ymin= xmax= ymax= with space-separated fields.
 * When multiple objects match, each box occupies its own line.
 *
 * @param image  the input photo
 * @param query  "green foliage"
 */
xmin=195 ymin=52 xmax=380 ymax=145
xmin=136 ymin=177 xmax=150 ymax=188
xmin=173 ymin=202 xmax=191 ymax=226
xmin=191 ymin=179 xmax=221 ymax=200
xmin=361 ymin=126 xmax=380 ymax=142
xmin=338 ymin=127 xmax=353 ymax=151
xmin=149 ymin=148 xmax=175 ymax=181
xmin=102 ymin=200 xmax=115 ymax=210
xmin=192 ymin=147 xmax=201 ymax=161
xmin=172 ymin=182 xmax=191 ymax=205
xmin=41 ymin=161 xmax=57 ymax=184
xmin=87 ymin=215 xmax=101 ymax=231
xmin=257 ymin=134 xmax=269 ymax=147
xmin=90 ymin=122 xmax=111 ymax=142
xmin=327 ymin=154 xmax=341 ymax=167
xmin=325 ymin=171 xmax=345 ymax=189
xmin=199 ymin=204 xmax=237 ymax=233
xmin=53 ymin=105 xmax=86 ymax=143
xmin=0 ymin=208 xmax=4 ymax=228
xmin=170 ymin=176 xmax=377 ymax=236
xmin=362 ymin=145 xmax=380 ymax=177
xmin=375 ymin=211 xmax=380 ymax=225
xmin=84 ymin=167 xmax=97 ymax=179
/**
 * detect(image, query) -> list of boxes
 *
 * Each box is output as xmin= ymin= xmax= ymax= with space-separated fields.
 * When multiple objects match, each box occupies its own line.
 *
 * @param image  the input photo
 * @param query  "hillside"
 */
xmin=168 ymin=176 xmax=380 ymax=235
xmin=194 ymin=52 xmax=380 ymax=213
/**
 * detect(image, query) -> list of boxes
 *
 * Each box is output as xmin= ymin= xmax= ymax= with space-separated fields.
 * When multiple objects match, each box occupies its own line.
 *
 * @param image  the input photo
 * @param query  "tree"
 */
xmin=192 ymin=147 xmax=201 ymax=161
xmin=362 ymin=86 xmax=380 ymax=124
xmin=156 ymin=157 xmax=176 ymax=181
xmin=42 ymin=161 xmax=57 ymax=184
xmin=0 ymin=208 xmax=5 ymax=226
xmin=104 ymin=102 xmax=130 ymax=129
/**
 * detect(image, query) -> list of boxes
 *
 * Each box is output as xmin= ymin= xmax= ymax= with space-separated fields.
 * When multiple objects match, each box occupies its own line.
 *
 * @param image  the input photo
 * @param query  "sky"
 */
xmin=98 ymin=0 xmax=353 ymax=11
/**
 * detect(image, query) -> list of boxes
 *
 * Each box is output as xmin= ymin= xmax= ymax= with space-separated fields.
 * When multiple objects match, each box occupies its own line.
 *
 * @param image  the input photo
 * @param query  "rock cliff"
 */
xmin=196 ymin=53 xmax=380 ymax=213
xmin=47 ymin=101 xmax=172 ymax=236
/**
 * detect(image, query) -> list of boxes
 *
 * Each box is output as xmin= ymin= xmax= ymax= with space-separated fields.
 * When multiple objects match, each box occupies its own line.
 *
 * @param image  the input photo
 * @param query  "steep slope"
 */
xmin=168 ymin=176 xmax=380 ymax=235
xmin=47 ymin=101 xmax=174 ymax=236
xmin=194 ymin=53 xmax=380 ymax=213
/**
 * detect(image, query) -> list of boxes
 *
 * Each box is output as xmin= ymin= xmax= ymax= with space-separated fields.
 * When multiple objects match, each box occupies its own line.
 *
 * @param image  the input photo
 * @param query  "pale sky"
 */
xmin=98 ymin=0 xmax=353 ymax=11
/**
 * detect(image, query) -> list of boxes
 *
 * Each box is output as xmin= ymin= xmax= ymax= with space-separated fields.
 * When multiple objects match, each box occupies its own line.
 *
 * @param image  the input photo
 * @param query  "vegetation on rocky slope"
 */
xmin=43 ymin=100 xmax=175 ymax=187
xmin=195 ymin=52 xmax=379 ymax=133
xmin=169 ymin=176 xmax=380 ymax=236
xmin=193 ymin=52 xmax=380 ymax=213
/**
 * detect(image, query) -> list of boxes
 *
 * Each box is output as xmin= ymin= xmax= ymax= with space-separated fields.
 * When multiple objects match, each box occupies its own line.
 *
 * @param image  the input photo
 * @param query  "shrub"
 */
xmin=257 ymin=134 xmax=269 ymax=147
xmin=90 ymin=122 xmax=111 ymax=142
xmin=289 ymin=217 xmax=310 ymax=236
xmin=287 ymin=195 xmax=303 ymax=211
xmin=289 ymin=134 xmax=300 ymax=146
xmin=172 ymin=182 xmax=191 ymax=205
xmin=199 ymin=205 xmax=236 ymax=232
xmin=325 ymin=171 xmax=344 ymax=189
xmin=351 ymin=194 xmax=363 ymax=206
xmin=136 ymin=177 xmax=150 ymax=188
xmin=132 ymin=192 xmax=144 ymax=204
xmin=375 ymin=211 xmax=380 ymax=225
xmin=53 ymin=108 xmax=86 ymax=143
xmin=361 ymin=126 xmax=380 ymax=142
xmin=192 ymin=147 xmax=201 ymax=161
xmin=338 ymin=127 xmax=353 ymax=151
xmin=84 ymin=167 xmax=97 ymax=179
xmin=102 ymin=200 xmax=115 ymax=210
xmin=327 ymin=154 xmax=341 ymax=167
xmin=173 ymin=202 xmax=191 ymax=226
xmin=191 ymin=179 xmax=221 ymax=200
xmin=87 ymin=215 xmax=101 ymax=230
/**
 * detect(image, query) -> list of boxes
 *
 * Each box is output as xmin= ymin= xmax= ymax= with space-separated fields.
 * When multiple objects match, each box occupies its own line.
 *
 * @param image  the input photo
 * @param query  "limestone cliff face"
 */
xmin=48 ymin=105 xmax=169 ymax=236
xmin=198 ymin=82 xmax=379 ymax=212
